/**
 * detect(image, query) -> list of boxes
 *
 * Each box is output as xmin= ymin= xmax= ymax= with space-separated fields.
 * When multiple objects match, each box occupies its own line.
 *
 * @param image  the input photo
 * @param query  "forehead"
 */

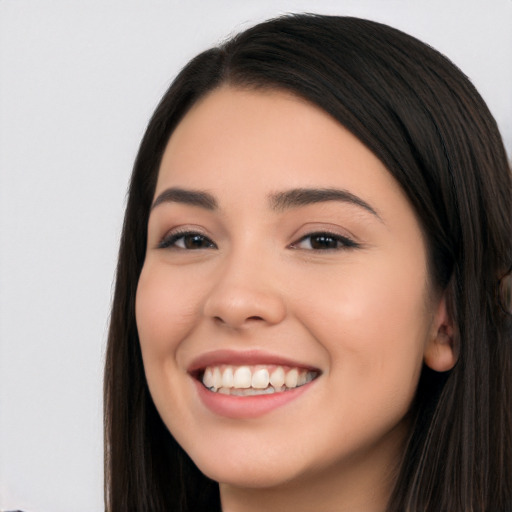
xmin=155 ymin=86 xmax=406 ymax=218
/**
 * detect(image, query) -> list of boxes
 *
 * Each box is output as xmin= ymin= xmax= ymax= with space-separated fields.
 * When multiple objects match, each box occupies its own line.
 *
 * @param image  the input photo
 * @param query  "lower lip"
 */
xmin=193 ymin=379 xmax=316 ymax=419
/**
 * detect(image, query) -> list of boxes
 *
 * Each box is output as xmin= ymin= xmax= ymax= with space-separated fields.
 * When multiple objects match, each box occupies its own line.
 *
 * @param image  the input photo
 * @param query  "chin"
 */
xmin=188 ymin=447 xmax=304 ymax=489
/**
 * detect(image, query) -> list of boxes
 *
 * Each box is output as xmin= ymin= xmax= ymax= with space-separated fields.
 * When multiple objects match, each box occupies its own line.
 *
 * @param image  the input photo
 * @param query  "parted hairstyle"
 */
xmin=104 ymin=13 xmax=512 ymax=512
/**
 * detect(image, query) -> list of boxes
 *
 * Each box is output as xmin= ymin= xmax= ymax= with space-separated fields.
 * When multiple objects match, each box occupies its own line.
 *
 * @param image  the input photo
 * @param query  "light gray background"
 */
xmin=0 ymin=1 xmax=510 ymax=511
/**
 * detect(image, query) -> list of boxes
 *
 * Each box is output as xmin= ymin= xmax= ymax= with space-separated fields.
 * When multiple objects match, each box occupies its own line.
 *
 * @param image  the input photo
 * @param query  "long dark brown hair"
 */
xmin=104 ymin=14 xmax=512 ymax=511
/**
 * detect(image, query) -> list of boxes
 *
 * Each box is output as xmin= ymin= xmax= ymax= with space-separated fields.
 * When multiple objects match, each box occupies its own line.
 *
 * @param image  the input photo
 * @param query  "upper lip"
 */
xmin=187 ymin=349 xmax=321 ymax=374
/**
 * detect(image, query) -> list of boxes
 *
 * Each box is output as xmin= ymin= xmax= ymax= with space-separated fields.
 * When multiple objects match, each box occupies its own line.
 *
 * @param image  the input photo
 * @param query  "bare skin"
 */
xmin=136 ymin=86 xmax=455 ymax=511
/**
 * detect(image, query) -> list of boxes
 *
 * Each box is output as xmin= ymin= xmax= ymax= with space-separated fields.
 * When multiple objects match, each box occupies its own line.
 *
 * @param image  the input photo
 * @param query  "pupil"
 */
xmin=185 ymin=235 xmax=206 ymax=249
xmin=312 ymin=235 xmax=337 ymax=249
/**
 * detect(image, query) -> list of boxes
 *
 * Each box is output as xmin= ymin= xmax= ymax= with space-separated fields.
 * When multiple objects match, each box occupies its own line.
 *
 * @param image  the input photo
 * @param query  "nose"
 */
xmin=203 ymin=256 xmax=287 ymax=329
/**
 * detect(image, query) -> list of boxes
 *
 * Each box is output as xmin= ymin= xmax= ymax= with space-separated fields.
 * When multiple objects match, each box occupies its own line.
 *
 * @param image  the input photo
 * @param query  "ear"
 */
xmin=423 ymin=293 xmax=457 ymax=372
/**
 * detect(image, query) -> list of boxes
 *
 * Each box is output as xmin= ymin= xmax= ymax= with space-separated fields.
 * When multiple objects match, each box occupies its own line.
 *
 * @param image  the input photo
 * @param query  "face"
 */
xmin=136 ymin=87 xmax=444 ymax=495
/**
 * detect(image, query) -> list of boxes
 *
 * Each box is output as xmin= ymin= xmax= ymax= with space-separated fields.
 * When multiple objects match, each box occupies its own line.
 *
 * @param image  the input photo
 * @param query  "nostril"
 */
xmin=213 ymin=315 xmax=264 ymax=325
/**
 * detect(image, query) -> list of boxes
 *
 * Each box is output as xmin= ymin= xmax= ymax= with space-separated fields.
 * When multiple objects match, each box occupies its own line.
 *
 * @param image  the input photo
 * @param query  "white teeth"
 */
xmin=222 ymin=367 xmax=234 ymax=388
xmin=270 ymin=367 xmax=285 ymax=388
xmin=212 ymin=367 xmax=222 ymax=390
xmin=252 ymin=368 xmax=270 ymax=389
xmin=285 ymin=368 xmax=298 ymax=388
xmin=203 ymin=367 xmax=214 ymax=388
xmin=201 ymin=364 xmax=318 ymax=394
xmin=230 ymin=386 xmax=277 ymax=396
xmin=233 ymin=366 xmax=252 ymax=388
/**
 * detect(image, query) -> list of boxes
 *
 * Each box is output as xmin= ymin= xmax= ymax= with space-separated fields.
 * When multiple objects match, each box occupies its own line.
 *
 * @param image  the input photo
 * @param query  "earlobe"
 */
xmin=423 ymin=294 xmax=457 ymax=372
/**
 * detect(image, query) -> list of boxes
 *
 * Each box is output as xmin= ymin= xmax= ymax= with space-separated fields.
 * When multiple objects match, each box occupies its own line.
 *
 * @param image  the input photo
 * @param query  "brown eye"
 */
xmin=291 ymin=232 xmax=359 ymax=250
xmin=159 ymin=232 xmax=216 ymax=250
xmin=308 ymin=234 xmax=340 ymax=249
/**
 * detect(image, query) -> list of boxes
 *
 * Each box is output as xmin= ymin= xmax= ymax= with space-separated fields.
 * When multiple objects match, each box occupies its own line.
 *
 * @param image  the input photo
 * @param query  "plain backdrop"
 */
xmin=0 ymin=1 xmax=510 ymax=511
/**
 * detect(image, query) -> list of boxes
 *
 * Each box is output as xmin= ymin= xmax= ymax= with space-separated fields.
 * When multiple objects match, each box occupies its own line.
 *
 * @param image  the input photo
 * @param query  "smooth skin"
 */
xmin=136 ymin=86 xmax=456 ymax=512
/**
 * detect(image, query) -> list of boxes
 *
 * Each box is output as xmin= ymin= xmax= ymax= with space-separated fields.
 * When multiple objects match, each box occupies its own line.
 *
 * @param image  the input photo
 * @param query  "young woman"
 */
xmin=104 ymin=14 xmax=512 ymax=512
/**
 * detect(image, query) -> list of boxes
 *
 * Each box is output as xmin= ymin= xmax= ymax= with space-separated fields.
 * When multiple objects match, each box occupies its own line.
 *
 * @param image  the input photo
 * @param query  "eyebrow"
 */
xmin=269 ymin=188 xmax=381 ymax=219
xmin=151 ymin=186 xmax=380 ymax=220
xmin=151 ymin=187 xmax=218 ymax=211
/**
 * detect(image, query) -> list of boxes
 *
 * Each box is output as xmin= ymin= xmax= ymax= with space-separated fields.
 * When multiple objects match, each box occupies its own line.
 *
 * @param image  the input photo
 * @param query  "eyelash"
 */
xmin=158 ymin=230 xmax=217 ymax=250
xmin=158 ymin=230 xmax=359 ymax=251
xmin=289 ymin=232 xmax=359 ymax=251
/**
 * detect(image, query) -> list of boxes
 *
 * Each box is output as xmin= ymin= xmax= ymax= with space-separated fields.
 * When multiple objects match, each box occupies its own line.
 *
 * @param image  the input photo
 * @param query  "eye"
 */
xmin=158 ymin=231 xmax=217 ymax=250
xmin=290 ymin=232 xmax=358 ymax=250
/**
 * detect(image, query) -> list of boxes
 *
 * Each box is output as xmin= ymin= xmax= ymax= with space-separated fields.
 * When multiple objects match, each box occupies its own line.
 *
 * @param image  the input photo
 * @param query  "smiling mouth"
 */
xmin=198 ymin=364 xmax=319 ymax=396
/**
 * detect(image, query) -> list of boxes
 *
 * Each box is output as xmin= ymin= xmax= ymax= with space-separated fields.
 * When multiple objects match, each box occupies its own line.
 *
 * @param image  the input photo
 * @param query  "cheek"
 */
xmin=295 ymin=253 xmax=429 ymax=410
xmin=135 ymin=262 xmax=202 ymax=361
xmin=135 ymin=262 xmax=204 ymax=428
